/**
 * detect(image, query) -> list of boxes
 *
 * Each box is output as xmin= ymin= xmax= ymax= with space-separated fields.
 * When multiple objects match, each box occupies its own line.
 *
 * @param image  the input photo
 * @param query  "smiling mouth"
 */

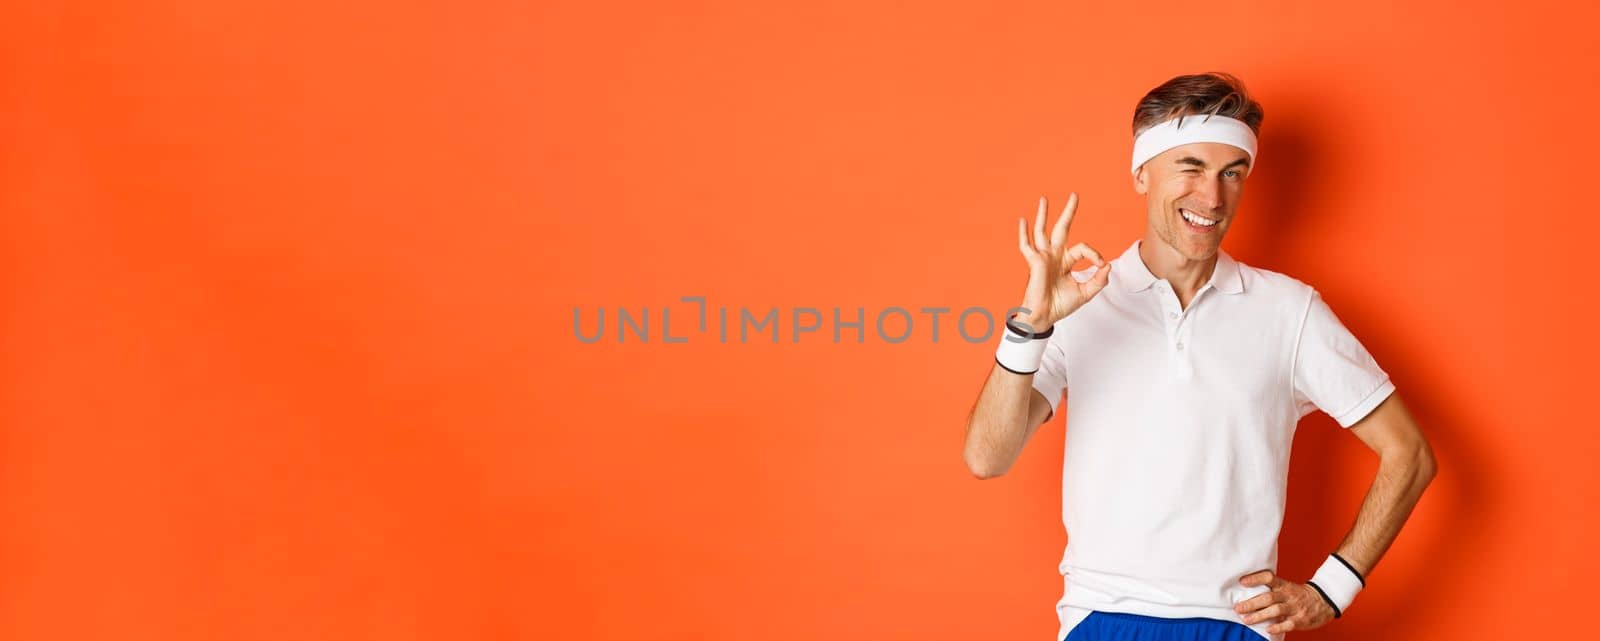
xmin=1179 ymin=208 xmax=1219 ymax=231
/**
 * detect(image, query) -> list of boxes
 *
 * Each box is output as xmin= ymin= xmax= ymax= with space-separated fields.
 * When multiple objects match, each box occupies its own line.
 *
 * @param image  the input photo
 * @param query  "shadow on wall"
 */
xmin=1243 ymin=91 xmax=1492 ymax=639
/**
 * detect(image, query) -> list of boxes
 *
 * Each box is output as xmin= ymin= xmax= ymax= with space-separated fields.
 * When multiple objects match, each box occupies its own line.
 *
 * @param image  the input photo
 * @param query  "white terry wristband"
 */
xmin=1307 ymin=553 xmax=1365 ymax=618
xmin=994 ymin=316 xmax=1052 ymax=374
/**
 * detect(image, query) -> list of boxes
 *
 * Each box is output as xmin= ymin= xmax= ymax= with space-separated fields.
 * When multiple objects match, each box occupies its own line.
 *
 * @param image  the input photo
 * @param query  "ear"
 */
xmin=1133 ymin=165 xmax=1149 ymax=195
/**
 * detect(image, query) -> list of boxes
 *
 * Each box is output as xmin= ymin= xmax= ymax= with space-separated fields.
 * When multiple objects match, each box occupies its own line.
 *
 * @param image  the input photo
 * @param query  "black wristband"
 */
xmin=1004 ymin=315 xmax=1054 ymax=339
xmin=1305 ymin=580 xmax=1343 ymax=619
xmin=993 ymin=355 xmax=1039 ymax=376
xmin=1330 ymin=552 xmax=1366 ymax=587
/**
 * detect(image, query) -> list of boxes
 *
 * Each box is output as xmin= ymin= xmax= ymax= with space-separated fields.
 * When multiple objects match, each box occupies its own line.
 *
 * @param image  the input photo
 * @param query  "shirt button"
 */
xmin=1175 ymin=341 xmax=1185 ymax=351
xmin=1169 ymin=312 xmax=1179 ymax=319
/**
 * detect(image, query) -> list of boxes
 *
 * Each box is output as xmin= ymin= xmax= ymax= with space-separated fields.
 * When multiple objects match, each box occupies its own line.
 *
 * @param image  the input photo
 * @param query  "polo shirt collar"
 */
xmin=1114 ymin=239 xmax=1244 ymax=295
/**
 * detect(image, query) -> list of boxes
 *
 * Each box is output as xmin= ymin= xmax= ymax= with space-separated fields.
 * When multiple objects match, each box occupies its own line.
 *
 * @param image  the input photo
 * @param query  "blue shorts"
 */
xmin=1064 ymin=611 xmax=1259 ymax=641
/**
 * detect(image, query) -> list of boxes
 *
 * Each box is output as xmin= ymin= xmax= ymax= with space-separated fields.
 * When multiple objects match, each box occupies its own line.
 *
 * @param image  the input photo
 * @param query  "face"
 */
xmin=1133 ymin=142 xmax=1252 ymax=261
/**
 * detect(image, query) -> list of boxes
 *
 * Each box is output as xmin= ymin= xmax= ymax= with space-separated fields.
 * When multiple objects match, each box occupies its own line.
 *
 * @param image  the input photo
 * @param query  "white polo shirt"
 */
xmin=1032 ymin=239 xmax=1395 ymax=641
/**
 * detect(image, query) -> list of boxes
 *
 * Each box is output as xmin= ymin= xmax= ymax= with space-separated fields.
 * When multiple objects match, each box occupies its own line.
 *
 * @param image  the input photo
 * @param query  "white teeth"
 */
xmin=1180 ymin=209 xmax=1217 ymax=227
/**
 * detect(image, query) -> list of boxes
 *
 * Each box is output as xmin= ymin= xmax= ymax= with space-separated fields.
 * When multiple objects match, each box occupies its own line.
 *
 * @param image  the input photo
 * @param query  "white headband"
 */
xmin=1130 ymin=114 xmax=1258 ymax=176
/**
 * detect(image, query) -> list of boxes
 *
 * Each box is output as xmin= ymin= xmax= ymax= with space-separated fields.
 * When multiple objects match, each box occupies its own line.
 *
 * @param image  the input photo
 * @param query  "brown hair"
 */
xmin=1131 ymin=72 xmax=1264 ymax=137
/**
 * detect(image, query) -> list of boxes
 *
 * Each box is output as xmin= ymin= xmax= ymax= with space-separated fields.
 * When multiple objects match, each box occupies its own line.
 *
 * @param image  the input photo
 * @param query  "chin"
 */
xmin=1172 ymin=238 xmax=1221 ymax=262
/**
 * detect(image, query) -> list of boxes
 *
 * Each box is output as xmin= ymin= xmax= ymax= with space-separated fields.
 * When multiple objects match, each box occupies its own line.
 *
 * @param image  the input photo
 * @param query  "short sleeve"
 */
xmin=1030 ymin=326 xmax=1068 ymax=421
xmin=1292 ymin=289 xmax=1395 ymax=428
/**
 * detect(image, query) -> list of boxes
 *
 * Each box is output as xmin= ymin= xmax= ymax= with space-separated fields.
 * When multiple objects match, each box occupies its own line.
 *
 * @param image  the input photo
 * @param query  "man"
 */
xmin=961 ymin=72 xmax=1437 ymax=641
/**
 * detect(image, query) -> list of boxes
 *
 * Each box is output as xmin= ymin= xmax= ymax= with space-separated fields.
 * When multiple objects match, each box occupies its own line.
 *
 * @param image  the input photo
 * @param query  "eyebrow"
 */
xmin=1175 ymin=156 xmax=1251 ymax=171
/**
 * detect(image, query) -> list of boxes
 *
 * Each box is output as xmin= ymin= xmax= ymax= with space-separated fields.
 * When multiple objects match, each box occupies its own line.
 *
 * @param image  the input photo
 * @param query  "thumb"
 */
xmin=1085 ymin=263 xmax=1111 ymax=296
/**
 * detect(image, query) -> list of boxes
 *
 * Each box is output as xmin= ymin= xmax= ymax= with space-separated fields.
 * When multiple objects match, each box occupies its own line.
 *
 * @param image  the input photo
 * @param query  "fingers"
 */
xmin=1239 ymin=569 xmax=1275 ymax=587
xmin=1232 ymin=591 xmax=1278 ymax=615
xmin=1062 ymin=243 xmax=1106 ymax=270
xmin=1022 ymin=195 xmax=1093 ymax=274
xmin=1033 ymin=196 xmax=1049 ymax=251
xmin=1230 ymin=580 xmax=1332 ymax=634
xmin=1240 ymin=603 xmax=1286 ymax=625
xmin=1049 ymin=192 xmax=1078 ymax=253
xmin=1018 ymin=217 xmax=1047 ymax=266
xmin=1086 ymin=262 xmax=1111 ymax=296
xmin=1267 ymin=619 xmax=1298 ymax=634
xmin=1059 ymin=242 xmax=1110 ymax=300
xmin=1058 ymin=192 xmax=1080 ymax=247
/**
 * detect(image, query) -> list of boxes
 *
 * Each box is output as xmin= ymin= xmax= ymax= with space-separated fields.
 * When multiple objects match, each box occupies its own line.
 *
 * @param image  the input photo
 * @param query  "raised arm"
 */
xmin=963 ymin=371 xmax=1057 ymax=479
xmin=963 ymin=193 xmax=1110 ymax=479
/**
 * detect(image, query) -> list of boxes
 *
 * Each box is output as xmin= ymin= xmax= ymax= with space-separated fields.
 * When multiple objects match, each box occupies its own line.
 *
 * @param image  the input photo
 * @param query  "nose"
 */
xmin=1191 ymin=175 xmax=1222 ymax=211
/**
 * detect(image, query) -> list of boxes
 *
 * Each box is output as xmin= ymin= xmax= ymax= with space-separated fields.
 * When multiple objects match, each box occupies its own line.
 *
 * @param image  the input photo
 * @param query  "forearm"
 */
xmin=962 ymin=363 xmax=1043 ymax=479
xmin=964 ymin=192 xmax=1106 ymax=478
xmin=1331 ymin=445 xmax=1438 ymax=577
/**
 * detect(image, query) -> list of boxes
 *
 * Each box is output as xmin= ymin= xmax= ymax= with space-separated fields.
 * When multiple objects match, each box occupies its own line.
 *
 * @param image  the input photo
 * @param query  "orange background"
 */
xmin=3 ymin=1 xmax=1595 ymax=639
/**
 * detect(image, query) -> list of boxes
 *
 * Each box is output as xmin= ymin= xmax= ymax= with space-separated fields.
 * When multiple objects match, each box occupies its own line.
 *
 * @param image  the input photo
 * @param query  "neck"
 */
xmin=1137 ymin=232 xmax=1218 ymax=309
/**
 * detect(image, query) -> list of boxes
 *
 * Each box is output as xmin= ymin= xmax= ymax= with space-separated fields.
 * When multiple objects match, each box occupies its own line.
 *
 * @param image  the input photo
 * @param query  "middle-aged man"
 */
xmin=961 ymin=72 xmax=1437 ymax=641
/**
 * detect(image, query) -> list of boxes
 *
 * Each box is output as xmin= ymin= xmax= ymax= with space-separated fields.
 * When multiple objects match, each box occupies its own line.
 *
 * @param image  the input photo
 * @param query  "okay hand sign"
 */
xmin=1013 ymin=193 xmax=1111 ymax=331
